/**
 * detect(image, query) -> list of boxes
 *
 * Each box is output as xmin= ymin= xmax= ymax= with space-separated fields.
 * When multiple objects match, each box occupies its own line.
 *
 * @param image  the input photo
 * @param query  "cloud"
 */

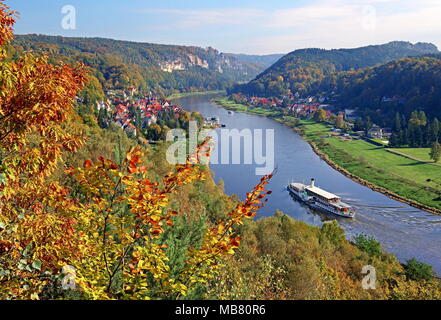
xmin=139 ymin=8 xmax=263 ymax=29
xmin=136 ymin=0 xmax=441 ymax=54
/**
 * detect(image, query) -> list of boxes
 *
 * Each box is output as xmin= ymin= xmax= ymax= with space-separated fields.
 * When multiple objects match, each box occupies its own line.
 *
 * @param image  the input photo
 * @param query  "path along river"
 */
xmin=175 ymin=94 xmax=441 ymax=274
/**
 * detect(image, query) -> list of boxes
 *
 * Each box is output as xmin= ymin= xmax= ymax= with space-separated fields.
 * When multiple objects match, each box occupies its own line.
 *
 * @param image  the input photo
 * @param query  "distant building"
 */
xmin=344 ymin=109 xmax=361 ymax=121
xmin=368 ymin=125 xmax=384 ymax=139
xmin=382 ymin=127 xmax=393 ymax=138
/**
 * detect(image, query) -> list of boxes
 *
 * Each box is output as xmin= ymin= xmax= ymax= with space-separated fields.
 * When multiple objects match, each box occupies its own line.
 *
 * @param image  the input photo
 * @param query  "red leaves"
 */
xmin=139 ymin=166 xmax=147 ymax=173
xmin=228 ymin=173 xmax=273 ymax=222
xmin=127 ymin=166 xmax=138 ymax=174
xmin=0 ymin=1 xmax=17 ymax=49
xmin=230 ymin=237 xmax=241 ymax=248
xmin=151 ymin=229 xmax=161 ymax=236
xmin=83 ymin=158 xmax=119 ymax=171
xmin=83 ymin=160 xmax=93 ymax=168
xmin=125 ymin=147 xmax=146 ymax=175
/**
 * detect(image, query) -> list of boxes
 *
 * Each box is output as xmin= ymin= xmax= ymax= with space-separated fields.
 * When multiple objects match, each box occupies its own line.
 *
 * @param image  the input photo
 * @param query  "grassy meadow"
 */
xmin=390 ymin=148 xmax=433 ymax=162
xmin=297 ymin=120 xmax=441 ymax=211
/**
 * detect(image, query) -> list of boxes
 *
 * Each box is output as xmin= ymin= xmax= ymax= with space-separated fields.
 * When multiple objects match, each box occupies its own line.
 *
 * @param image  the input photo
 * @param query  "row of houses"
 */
xmin=96 ymin=90 xmax=182 ymax=136
xmin=234 ymin=93 xmax=393 ymax=140
xmin=233 ymin=93 xmax=340 ymax=119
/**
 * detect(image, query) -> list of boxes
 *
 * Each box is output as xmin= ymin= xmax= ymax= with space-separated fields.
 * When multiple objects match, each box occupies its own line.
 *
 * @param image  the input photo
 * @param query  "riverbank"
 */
xmin=212 ymin=97 xmax=441 ymax=215
xmin=167 ymin=90 xmax=225 ymax=101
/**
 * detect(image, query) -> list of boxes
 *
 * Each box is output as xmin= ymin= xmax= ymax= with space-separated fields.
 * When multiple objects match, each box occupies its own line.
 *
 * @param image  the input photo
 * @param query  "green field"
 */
xmin=390 ymin=148 xmax=433 ymax=162
xmin=297 ymin=121 xmax=441 ymax=211
xmin=212 ymin=97 xmax=281 ymax=116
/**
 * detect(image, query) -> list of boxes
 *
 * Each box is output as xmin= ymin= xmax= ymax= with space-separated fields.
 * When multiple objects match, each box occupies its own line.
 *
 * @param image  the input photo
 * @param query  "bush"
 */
xmin=319 ymin=221 xmax=345 ymax=247
xmin=404 ymin=258 xmax=434 ymax=281
xmin=353 ymin=234 xmax=382 ymax=257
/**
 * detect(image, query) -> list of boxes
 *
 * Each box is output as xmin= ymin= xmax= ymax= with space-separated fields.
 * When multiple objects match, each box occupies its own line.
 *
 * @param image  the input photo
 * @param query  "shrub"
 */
xmin=353 ymin=234 xmax=382 ymax=257
xmin=404 ymin=258 xmax=434 ymax=281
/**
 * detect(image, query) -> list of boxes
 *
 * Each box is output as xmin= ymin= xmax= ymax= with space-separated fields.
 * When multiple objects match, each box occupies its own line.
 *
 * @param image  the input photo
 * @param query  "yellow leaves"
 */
xmin=0 ymin=1 xmax=16 ymax=49
xmin=0 ymin=9 xmax=88 ymax=297
xmin=0 ymin=24 xmax=275 ymax=299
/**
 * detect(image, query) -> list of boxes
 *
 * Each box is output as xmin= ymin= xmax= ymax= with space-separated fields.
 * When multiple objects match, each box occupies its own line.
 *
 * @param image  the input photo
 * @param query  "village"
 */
xmin=93 ymin=88 xmax=183 ymax=139
xmin=229 ymin=93 xmax=393 ymax=144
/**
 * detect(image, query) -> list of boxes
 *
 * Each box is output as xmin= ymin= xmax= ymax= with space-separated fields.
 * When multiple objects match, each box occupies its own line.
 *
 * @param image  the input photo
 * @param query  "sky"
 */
xmin=7 ymin=0 xmax=441 ymax=55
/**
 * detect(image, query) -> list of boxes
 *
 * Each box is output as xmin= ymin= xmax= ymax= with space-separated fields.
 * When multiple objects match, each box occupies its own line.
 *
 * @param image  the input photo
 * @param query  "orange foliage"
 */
xmin=0 ymin=1 xmax=273 ymax=299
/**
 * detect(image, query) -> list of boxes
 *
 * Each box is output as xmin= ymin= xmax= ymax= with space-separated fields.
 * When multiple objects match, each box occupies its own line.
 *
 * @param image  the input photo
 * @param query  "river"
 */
xmin=175 ymin=93 xmax=441 ymax=275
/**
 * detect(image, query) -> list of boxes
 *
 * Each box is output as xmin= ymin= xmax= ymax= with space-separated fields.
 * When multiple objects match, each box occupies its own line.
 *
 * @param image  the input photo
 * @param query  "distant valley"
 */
xmin=10 ymin=34 xmax=263 ymax=94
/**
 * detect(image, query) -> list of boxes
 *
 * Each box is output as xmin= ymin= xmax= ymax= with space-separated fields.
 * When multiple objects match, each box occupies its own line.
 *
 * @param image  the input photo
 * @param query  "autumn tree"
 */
xmin=335 ymin=115 xmax=346 ymax=129
xmin=0 ymin=2 xmax=273 ymax=299
xmin=0 ymin=1 xmax=89 ymax=299
xmin=314 ymin=109 xmax=327 ymax=122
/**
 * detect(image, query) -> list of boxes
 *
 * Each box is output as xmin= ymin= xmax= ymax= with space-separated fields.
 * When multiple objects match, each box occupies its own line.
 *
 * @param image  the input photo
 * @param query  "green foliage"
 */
xmin=230 ymin=41 xmax=438 ymax=97
xmin=79 ymin=74 xmax=105 ymax=105
xmin=404 ymin=258 xmax=434 ymax=281
xmin=157 ymin=213 xmax=208 ymax=299
xmin=227 ymin=53 xmax=284 ymax=69
xmin=430 ymin=141 xmax=441 ymax=162
xmin=319 ymin=221 xmax=345 ymax=248
xmin=353 ymin=234 xmax=382 ymax=257
xmin=313 ymin=57 xmax=441 ymax=128
xmin=208 ymin=212 xmax=441 ymax=300
xmin=10 ymin=35 xmax=261 ymax=94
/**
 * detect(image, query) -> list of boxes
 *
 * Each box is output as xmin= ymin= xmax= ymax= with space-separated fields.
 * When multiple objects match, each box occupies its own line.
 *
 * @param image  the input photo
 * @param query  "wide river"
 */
xmin=175 ymin=94 xmax=441 ymax=274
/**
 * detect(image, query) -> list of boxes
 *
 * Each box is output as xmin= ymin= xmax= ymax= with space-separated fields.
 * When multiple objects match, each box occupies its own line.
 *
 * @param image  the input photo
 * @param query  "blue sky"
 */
xmin=7 ymin=0 xmax=441 ymax=54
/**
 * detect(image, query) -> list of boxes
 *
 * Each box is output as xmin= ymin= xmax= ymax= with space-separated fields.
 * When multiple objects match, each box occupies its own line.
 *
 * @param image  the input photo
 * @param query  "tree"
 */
xmin=335 ymin=115 xmax=346 ymax=129
xmin=0 ymin=3 xmax=274 ymax=299
xmin=388 ymin=132 xmax=400 ymax=147
xmin=353 ymin=234 xmax=382 ymax=257
xmin=429 ymin=141 xmax=441 ymax=162
xmin=79 ymin=74 xmax=105 ymax=105
xmin=313 ymin=109 xmax=327 ymax=122
xmin=0 ymin=1 xmax=88 ymax=299
xmin=430 ymin=118 xmax=440 ymax=143
xmin=62 ymin=144 xmax=273 ymax=299
xmin=354 ymin=119 xmax=364 ymax=131
xmin=98 ymin=108 xmax=109 ymax=129
xmin=404 ymin=258 xmax=434 ymax=281
xmin=146 ymin=123 xmax=162 ymax=141
xmin=418 ymin=110 xmax=427 ymax=126
xmin=364 ymin=116 xmax=373 ymax=133
xmin=393 ymin=112 xmax=402 ymax=132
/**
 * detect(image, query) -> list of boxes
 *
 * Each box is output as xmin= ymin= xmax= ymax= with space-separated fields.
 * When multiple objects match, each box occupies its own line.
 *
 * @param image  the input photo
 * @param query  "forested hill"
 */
xmin=310 ymin=56 xmax=441 ymax=121
xmin=10 ymin=34 xmax=261 ymax=94
xmin=230 ymin=41 xmax=439 ymax=97
xmin=225 ymin=53 xmax=285 ymax=69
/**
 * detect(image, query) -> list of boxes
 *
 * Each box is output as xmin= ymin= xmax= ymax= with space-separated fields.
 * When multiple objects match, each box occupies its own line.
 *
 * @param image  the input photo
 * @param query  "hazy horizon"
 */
xmin=13 ymin=33 xmax=439 ymax=57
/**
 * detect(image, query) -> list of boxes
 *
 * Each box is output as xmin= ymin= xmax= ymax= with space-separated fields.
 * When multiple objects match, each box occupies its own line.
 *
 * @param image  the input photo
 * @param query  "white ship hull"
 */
xmin=287 ymin=181 xmax=355 ymax=218
xmin=308 ymin=200 xmax=355 ymax=218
